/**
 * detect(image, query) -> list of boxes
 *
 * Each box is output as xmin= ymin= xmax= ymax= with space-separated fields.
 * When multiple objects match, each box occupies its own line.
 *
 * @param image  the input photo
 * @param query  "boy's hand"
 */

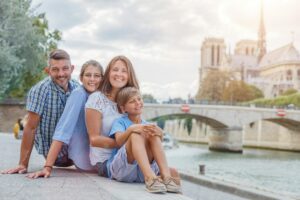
xmin=143 ymin=124 xmax=163 ymax=140
xmin=129 ymin=124 xmax=145 ymax=135
xmin=129 ymin=124 xmax=154 ymax=138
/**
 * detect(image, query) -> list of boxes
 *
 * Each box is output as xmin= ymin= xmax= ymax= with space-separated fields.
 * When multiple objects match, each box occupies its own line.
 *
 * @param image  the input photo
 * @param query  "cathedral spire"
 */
xmin=257 ymin=0 xmax=266 ymax=61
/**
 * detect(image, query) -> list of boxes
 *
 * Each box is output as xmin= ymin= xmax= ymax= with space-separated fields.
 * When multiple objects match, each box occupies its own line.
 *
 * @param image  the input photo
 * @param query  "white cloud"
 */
xmin=141 ymin=80 xmax=198 ymax=101
xmin=32 ymin=0 xmax=300 ymax=100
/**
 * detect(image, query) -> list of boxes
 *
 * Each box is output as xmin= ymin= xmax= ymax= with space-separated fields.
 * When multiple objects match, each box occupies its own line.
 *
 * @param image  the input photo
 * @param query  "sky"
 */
xmin=31 ymin=0 xmax=300 ymax=101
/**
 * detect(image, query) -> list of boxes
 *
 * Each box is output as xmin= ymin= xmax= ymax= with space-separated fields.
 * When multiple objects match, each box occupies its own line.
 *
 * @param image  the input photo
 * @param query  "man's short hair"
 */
xmin=48 ymin=49 xmax=71 ymax=65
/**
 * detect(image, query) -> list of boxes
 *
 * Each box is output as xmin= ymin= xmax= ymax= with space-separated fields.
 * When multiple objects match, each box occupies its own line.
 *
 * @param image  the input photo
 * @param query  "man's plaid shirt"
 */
xmin=26 ymin=77 xmax=79 ymax=158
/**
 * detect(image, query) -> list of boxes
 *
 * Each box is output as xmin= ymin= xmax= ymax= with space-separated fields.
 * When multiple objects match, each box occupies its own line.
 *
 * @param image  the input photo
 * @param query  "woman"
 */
xmin=85 ymin=56 xmax=180 ymax=194
xmin=27 ymin=60 xmax=103 ymax=178
xmin=85 ymin=55 xmax=139 ymax=178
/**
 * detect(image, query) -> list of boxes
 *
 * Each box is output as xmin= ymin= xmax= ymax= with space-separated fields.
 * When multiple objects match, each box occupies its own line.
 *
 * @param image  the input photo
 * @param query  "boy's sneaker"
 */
xmin=145 ymin=177 xmax=167 ymax=193
xmin=163 ymin=177 xmax=182 ymax=193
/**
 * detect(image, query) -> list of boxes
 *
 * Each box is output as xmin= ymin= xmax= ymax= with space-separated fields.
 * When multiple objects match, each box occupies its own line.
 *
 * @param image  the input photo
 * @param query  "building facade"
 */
xmin=197 ymin=2 xmax=300 ymax=98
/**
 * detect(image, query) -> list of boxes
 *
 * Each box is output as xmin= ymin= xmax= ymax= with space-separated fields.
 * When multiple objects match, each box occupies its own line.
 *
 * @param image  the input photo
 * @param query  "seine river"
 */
xmin=165 ymin=143 xmax=300 ymax=199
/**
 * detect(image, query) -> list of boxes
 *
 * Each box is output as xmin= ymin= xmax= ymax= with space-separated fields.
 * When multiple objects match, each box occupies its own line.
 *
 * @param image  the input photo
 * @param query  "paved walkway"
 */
xmin=1 ymin=133 xmax=249 ymax=200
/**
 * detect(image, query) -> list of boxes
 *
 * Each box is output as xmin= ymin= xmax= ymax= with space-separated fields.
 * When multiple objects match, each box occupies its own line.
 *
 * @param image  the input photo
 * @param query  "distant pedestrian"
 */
xmin=13 ymin=118 xmax=24 ymax=139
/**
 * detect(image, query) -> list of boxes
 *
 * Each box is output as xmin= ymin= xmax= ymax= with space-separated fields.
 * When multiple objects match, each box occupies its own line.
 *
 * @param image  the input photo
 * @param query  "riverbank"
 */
xmin=166 ymin=143 xmax=300 ymax=200
xmin=179 ymin=140 xmax=300 ymax=153
xmin=0 ymin=133 xmax=251 ymax=200
xmin=180 ymin=172 xmax=295 ymax=200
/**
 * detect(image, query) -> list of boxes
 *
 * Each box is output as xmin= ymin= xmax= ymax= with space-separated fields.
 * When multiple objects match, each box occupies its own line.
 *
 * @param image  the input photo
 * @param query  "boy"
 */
xmin=109 ymin=87 xmax=181 ymax=193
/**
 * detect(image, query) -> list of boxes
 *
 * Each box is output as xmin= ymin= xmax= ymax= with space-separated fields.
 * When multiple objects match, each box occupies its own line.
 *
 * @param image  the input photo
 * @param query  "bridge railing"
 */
xmin=160 ymin=100 xmax=300 ymax=110
xmin=1 ymin=98 xmax=299 ymax=111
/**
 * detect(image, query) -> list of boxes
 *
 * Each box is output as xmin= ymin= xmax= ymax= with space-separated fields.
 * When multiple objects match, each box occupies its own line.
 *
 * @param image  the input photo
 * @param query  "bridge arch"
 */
xmin=143 ymin=104 xmax=300 ymax=152
xmin=263 ymin=118 xmax=300 ymax=131
xmin=143 ymin=104 xmax=300 ymax=130
xmin=149 ymin=113 xmax=227 ymax=128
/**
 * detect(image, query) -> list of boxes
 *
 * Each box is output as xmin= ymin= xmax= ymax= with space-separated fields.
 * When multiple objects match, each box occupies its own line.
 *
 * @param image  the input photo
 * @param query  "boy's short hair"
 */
xmin=48 ymin=49 xmax=70 ymax=65
xmin=117 ymin=87 xmax=141 ymax=107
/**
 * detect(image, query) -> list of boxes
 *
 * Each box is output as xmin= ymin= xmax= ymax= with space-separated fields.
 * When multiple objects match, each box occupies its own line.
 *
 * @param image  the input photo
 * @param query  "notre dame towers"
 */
xmin=199 ymin=38 xmax=226 ymax=81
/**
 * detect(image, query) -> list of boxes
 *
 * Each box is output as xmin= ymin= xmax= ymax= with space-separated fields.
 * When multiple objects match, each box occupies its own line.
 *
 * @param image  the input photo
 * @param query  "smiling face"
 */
xmin=80 ymin=65 xmax=102 ymax=93
xmin=122 ymin=94 xmax=144 ymax=115
xmin=109 ymin=60 xmax=129 ymax=90
xmin=47 ymin=59 xmax=74 ymax=91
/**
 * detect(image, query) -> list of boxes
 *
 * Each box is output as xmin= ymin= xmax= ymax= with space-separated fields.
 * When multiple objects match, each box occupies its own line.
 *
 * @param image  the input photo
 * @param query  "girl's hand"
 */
xmin=26 ymin=167 xmax=52 ymax=179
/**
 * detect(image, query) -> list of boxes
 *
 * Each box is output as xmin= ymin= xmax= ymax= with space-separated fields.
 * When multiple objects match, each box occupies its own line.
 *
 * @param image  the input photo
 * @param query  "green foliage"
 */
xmin=153 ymin=115 xmax=194 ymax=135
xmin=196 ymin=70 xmax=230 ymax=101
xmin=247 ymin=92 xmax=300 ymax=107
xmin=280 ymin=88 xmax=298 ymax=96
xmin=184 ymin=117 xmax=193 ymax=135
xmin=222 ymin=81 xmax=264 ymax=102
xmin=249 ymin=85 xmax=264 ymax=99
xmin=156 ymin=118 xmax=165 ymax=129
xmin=0 ymin=45 xmax=23 ymax=98
xmin=0 ymin=0 xmax=62 ymax=100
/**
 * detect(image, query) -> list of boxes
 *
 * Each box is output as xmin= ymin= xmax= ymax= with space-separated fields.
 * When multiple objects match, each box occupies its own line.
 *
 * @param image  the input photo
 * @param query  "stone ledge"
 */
xmin=179 ymin=171 xmax=296 ymax=200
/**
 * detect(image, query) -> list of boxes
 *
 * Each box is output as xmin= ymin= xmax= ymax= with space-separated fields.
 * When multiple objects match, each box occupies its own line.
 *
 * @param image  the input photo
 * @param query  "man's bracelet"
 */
xmin=44 ymin=165 xmax=53 ymax=169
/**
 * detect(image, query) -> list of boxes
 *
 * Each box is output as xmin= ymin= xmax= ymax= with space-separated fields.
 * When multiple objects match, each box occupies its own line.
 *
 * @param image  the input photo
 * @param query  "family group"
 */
xmin=2 ymin=49 xmax=181 ymax=194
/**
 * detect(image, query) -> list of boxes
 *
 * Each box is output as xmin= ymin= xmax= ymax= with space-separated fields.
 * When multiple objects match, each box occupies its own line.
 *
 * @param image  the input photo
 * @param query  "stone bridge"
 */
xmin=142 ymin=104 xmax=300 ymax=152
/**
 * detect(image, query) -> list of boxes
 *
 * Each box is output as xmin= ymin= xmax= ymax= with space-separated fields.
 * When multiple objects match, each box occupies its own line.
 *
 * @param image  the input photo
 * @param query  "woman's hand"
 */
xmin=26 ymin=167 xmax=52 ymax=179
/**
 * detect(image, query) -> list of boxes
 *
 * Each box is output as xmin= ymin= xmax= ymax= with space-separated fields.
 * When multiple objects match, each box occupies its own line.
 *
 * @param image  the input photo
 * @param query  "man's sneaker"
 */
xmin=163 ymin=177 xmax=182 ymax=193
xmin=145 ymin=177 xmax=167 ymax=193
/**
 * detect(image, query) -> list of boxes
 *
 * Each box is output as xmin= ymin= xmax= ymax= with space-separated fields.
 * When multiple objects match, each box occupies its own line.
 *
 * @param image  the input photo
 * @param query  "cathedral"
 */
xmin=197 ymin=2 xmax=300 ymax=98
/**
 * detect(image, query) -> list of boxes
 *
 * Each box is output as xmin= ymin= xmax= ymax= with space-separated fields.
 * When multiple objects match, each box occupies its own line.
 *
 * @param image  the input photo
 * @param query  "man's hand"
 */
xmin=1 ymin=164 xmax=27 ymax=174
xmin=26 ymin=167 xmax=52 ymax=179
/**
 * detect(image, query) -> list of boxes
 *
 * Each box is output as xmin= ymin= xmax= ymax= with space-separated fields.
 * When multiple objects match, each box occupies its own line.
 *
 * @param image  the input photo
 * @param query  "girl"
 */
xmin=109 ymin=87 xmax=181 ymax=193
xmin=27 ymin=60 xmax=103 ymax=178
xmin=85 ymin=55 xmax=139 ymax=178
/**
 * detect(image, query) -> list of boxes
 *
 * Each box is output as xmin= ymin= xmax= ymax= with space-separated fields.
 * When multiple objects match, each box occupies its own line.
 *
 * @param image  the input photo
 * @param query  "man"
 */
xmin=2 ymin=49 xmax=79 ymax=174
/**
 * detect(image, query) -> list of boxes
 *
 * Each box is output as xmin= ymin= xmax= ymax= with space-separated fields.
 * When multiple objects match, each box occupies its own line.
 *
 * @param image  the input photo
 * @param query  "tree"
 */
xmin=249 ymin=85 xmax=264 ymax=99
xmin=196 ymin=70 xmax=230 ymax=101
xmin=0 ymin=46 xmax=23 ymax=99
xmin=0 ymin=0 xmax=62 ymax=100
xmin=142 ymin=93 xmax=158 ymax=103
xmin=222 ymin=81 xmax=263 ymax=102
xmin=184 ymin=117 xmax=193 ymax=135
xmin=163 ymin=97 xmax=186 ymax=104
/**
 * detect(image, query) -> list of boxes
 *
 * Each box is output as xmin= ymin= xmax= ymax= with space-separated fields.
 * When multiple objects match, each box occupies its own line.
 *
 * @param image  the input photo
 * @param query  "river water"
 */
xmin=165 ymin=143 xmax=300 ymax=199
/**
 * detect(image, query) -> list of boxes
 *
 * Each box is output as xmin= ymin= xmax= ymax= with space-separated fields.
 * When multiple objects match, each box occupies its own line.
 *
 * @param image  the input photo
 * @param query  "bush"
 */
xmin=246 ymin=93 xmax=300 ymax=107
xmin=281 ymin=88 xmax=298 ymax=96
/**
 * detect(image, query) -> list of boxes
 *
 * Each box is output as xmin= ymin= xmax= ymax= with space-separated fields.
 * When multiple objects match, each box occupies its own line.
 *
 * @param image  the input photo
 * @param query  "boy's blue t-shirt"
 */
xmin=109 ymin=115 xmax=147 ymax=139
xmin=107 ymin=115 xmax=148 ymax=178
